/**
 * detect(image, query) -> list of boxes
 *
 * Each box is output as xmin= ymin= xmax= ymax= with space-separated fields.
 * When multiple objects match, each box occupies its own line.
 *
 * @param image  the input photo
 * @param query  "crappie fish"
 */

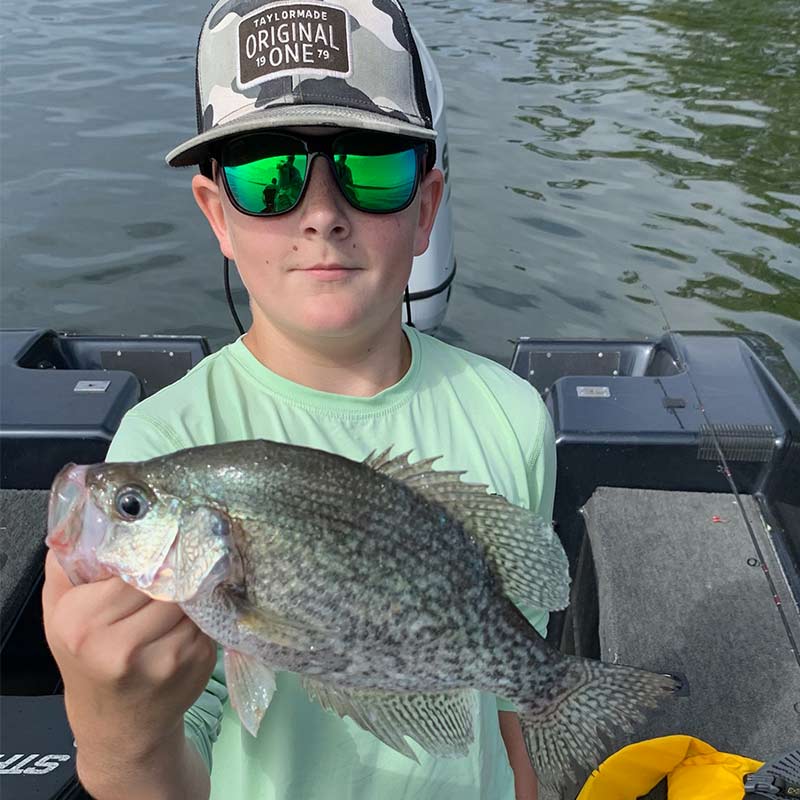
xmin=46 ymin=440 xmax=678 ymax=786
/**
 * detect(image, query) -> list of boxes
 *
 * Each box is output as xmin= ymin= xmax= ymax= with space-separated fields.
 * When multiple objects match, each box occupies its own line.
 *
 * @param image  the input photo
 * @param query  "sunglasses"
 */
xmin=216 ymin=131 xmax=430 ymax=217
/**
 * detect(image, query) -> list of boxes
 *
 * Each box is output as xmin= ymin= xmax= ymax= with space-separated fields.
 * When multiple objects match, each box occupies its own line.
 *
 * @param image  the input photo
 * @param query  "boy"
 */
xmin=42 ymin=0 xmax=556 ymax=798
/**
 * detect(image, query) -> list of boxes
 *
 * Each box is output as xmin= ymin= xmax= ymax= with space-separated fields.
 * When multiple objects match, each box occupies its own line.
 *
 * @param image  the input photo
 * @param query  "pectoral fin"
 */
xmin=224 ymin=649 xmax=277 ymax=737
xmin=236 ymin=603 xmax=335 ymax=652
xmin=301 ymin=677 xmax=477 ymax=761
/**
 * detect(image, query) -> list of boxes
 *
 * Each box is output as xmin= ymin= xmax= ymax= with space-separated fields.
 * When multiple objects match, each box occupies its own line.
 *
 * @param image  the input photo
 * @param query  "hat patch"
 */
xmin=238 ymin=1 xmax=352 ymax=89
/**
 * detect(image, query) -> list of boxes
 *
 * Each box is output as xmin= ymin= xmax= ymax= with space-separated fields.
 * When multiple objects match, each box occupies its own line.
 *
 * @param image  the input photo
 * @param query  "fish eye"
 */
xmin=115 ymin=487 xmax=149 ymax=521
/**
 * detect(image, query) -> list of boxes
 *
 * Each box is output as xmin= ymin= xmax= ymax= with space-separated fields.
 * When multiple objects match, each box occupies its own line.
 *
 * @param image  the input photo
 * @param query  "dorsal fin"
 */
xmin=364 ymin=449 xmax=455 ymax=483
xmin=365 ymin=448 xmax=570 ymax=611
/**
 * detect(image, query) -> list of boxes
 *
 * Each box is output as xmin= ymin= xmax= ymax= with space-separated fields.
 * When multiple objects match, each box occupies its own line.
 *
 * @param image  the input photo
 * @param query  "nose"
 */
xmin=297 ymin=156 xmax=352 ymax=237
xmin=47 ymin=464 xmax=87 ymax=550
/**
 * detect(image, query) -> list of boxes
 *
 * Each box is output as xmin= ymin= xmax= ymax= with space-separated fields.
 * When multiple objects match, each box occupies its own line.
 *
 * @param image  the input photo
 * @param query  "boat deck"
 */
xmin=552 ymin=487 xmax=799 ymax=798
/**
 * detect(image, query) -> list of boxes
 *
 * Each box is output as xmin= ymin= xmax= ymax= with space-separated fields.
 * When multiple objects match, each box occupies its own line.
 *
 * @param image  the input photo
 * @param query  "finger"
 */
xmin=55 ymin=575 xmax=152 ymax=629
xmin=108 ymin=598 xmax=190 ymax=649
xmin=134 ymin=614 xmax=213 ymax=676
xmin=42 ymin=550 xmax=74 ymax=613
xmin=74 ymin=600 xmax=189 ymax=675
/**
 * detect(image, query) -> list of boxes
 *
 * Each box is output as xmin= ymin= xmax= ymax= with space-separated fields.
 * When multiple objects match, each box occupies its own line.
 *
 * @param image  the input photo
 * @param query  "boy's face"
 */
xmin=192 ymin=126 xmax=444 ymax=343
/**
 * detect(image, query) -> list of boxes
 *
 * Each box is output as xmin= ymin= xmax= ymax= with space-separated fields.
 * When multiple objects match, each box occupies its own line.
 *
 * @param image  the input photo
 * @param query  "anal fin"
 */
xmin=301 ymin=677 xmax=477 ymax=761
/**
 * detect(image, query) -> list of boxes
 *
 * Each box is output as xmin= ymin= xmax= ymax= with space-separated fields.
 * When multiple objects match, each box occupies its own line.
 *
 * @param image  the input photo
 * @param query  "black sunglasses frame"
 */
xmin=214 ymin=130 xmax=432 ymax=218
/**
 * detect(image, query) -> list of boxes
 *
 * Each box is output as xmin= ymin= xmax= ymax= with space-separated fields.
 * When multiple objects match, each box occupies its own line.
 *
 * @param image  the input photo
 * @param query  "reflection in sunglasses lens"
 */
xmin=223 ymin=135 xmax=420 ymax=214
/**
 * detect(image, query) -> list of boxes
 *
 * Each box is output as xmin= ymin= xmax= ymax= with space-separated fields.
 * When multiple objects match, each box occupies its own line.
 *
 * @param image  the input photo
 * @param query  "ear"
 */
xmin=413 ymin=168 xmax=445 ymax=257
xmin=192 ymin=171 xmax=235 ymax=260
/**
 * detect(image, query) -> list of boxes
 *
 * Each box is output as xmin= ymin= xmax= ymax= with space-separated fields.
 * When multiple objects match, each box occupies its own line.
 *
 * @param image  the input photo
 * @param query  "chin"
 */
xmin=294 ymin=300 xmax=376 ymax=337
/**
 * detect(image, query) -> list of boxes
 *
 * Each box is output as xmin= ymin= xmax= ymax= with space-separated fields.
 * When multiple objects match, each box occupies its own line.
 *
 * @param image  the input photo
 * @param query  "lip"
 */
xmin=47 ymin=463 xmax=87 ymax=552
xmin=299 ymin=263 xmax=360 ymax=280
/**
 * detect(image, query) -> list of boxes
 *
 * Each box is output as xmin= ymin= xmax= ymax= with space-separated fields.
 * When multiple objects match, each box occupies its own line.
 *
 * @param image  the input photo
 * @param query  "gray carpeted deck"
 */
xmin=546 ymin=487 xmax=800 ymax=799
xmin=584 ymin=487 xmax=799 ymax=755
xmin=0 ymin=489 xmax=49 ymax=644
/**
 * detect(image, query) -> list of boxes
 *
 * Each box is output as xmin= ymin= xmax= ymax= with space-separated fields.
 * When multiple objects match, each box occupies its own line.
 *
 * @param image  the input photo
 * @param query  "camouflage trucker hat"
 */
xmin=166 ymin=0 xmax=437 ymax=167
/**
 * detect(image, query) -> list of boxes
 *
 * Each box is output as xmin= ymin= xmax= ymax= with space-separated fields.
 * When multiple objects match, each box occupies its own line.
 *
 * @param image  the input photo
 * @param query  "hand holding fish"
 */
xmin=41 ymin=549 xmax=216 ymax=799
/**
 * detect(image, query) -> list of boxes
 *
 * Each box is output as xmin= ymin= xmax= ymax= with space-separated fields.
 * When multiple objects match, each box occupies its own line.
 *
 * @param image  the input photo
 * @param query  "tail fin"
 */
xmin=517 ymin=656 xmax=680 ymax=790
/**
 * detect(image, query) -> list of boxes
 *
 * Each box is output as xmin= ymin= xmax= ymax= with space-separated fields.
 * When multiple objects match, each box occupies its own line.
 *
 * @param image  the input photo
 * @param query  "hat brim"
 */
xmin=166 ymin=105 xmax=437 ymax=167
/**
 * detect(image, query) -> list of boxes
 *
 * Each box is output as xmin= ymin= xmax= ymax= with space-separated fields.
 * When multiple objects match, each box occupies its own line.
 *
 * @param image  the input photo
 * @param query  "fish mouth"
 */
xmin=47 ymin=463 xmax=113 ymax=584
xmin=47 ymin=463 xmax=88 ymax=553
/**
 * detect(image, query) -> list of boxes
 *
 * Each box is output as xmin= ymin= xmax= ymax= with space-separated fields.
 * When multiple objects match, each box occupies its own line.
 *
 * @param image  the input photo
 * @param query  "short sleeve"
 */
xmin=105 ymin=410 xmax=186 ymax=463
xmin=526 ymin=392 xmax=557 ymax=524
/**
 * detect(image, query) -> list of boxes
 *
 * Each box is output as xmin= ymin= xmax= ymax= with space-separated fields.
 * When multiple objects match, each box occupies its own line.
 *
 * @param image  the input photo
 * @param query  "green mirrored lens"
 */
xmin=223 ymin=136 xmax=308 ymax=214
xmin=222 ymin=133 xmax=420 ymax=215
xmin=333 ymin=148 xmax=418 ymax=212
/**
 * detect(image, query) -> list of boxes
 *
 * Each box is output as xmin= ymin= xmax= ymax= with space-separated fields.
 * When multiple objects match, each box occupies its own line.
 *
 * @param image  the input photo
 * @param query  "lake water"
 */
xmin=1 ymin=0 xmax=798 ymax=370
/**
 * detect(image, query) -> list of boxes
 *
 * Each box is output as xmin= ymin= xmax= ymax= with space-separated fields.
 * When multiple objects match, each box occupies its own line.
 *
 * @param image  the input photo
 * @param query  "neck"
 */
xmin=242 ymin=314 xmax=412 ymax=397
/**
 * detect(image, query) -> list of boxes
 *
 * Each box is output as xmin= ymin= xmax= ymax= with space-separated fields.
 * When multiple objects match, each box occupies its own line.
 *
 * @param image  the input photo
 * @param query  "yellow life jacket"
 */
xmin=576 ymin=735 xmax=764 ymax=800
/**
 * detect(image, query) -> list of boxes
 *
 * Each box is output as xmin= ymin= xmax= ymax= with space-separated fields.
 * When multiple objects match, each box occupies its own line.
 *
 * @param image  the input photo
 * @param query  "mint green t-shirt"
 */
xmin=105 ymin=326 xmax=556 ymax=800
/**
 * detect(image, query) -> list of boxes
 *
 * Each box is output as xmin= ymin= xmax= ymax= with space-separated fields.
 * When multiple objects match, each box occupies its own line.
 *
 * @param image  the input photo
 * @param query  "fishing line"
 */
xmin=224 ymin=256 xmax=245 ymax=336
xmin=642 ymin=282 xmax=800 ymax=671
xmin=404 ymin=285 xmax=415 ymax=328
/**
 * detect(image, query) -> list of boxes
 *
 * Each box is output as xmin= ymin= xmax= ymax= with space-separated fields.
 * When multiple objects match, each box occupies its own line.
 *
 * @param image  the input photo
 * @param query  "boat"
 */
xmin=1 ymin=27 xmax=798 ymax=800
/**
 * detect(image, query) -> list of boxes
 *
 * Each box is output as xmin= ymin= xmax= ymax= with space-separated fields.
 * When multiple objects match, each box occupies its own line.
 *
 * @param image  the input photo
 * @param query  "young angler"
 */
xmin=42 ymin=0 xmax=556 ymax=797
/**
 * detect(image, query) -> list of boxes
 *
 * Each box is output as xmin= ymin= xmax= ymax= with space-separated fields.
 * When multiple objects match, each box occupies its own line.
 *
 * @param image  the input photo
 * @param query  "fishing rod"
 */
xmin=641 ymin=282 xmax=800 ymax=672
